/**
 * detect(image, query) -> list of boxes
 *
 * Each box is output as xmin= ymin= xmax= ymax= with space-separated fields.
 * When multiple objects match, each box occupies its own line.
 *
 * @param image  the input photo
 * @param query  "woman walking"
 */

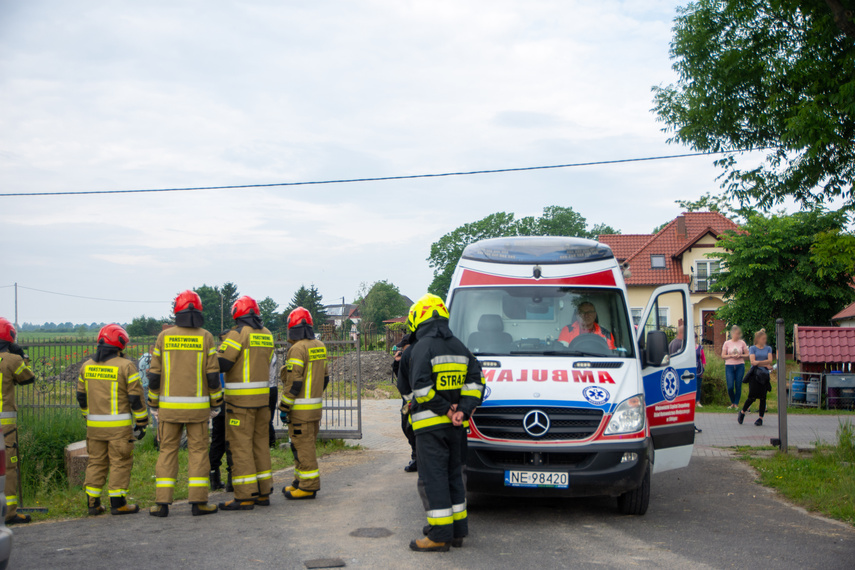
xmin=721 ymin=326 xmax=749 ymax=410
xmin=738 ymin=329 xmax=774 ymax=426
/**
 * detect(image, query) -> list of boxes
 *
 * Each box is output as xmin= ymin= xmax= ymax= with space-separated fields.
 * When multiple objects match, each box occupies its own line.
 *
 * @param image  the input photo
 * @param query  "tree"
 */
xmin=357 ymin=280 xmax=409 ymax=330
xmin=653 ymin=1 xmax=855 ymax=209
xmin=126 ymin=316 xmax=168 ymax=337
xmin=257 ymin=297 xmax=280 ymax=332
xmin=192 ymin=282 xmax=239 ymax=335
xmin=427 ymin=206 xmax=621 ymax=298
xmin=283 ymin=285 xmax=328 ymax=329
xmin=713 ymin=208 xmax=855 ymax=346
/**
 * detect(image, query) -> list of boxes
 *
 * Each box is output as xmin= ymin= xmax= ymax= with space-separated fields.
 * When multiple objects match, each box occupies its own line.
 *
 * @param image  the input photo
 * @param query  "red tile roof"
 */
xmin=832 ymin=302 xmax=855 ymax=321
xmin=598 ymin=212 xmax=739 ymax=286
xmin=796 ymin=326 xmax=855 ymax=363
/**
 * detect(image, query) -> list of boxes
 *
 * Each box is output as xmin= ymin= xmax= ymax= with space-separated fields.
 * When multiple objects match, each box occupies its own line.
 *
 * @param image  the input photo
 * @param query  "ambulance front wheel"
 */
xmin=616 ymin=463 xmax=650 ymax=516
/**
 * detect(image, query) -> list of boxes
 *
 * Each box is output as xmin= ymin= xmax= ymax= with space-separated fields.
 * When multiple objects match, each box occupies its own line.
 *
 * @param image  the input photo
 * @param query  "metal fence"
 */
xmin=17 ymin=335 xmax=362 ymax=439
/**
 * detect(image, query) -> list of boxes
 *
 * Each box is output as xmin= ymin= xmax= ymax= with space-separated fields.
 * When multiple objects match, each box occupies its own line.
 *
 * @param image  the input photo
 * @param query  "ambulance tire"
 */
xmin=617 ymin=464 xmax=650 ymax=516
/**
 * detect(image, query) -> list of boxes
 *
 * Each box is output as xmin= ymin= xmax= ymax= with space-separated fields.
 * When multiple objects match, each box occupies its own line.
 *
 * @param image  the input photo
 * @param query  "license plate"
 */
xmin=504 ymin=470 xmax=569 ymax=488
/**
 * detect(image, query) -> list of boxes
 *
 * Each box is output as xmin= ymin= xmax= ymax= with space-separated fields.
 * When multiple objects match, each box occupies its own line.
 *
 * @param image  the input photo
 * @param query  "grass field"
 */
xmin=741 ymin=420 xmax=855 ymax=526
xmin=22 ymin=432 xmax=354 ymax=521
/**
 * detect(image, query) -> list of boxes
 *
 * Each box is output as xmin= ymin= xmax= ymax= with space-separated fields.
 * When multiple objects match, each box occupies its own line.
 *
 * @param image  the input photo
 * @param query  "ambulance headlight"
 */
xmin=604 ymin=395 xmax=645 ymax=435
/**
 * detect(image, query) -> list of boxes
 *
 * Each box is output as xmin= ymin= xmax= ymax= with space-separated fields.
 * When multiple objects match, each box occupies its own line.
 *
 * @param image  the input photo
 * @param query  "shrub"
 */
xmin=701 ymin=349 xmax=732 ymax=406
xmin=18 ymin=409 xmax=86 ymax=501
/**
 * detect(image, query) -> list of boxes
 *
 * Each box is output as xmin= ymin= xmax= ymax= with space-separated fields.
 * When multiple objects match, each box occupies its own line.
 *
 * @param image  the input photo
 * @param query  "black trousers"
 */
xmin=400 ymin=401 xmax=416 ymax=460
xmin=268 ymin=386 xmax=278 ymax=446
xmin=416 ymin=426 xmax=468 ymax=542
xmin=742 ymin=393 xmax=767 ymax=417
xmin=209 ymin=411 xmax=232 ymax=473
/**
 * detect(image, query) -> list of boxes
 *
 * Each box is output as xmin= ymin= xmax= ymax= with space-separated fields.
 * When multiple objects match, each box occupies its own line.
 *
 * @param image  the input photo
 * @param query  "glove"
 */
xmin=209 ymin=406 xmax=222 ymax=419
xmin=279 ymin=410 xmax=289 ymax=424
xmin=133 ymin=425 xmax=146 ymax=440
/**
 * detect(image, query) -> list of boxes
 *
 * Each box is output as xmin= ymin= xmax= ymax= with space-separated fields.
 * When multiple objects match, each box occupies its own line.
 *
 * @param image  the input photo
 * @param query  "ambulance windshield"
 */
xmin=448 ymin=287 xmax=635 ymax=358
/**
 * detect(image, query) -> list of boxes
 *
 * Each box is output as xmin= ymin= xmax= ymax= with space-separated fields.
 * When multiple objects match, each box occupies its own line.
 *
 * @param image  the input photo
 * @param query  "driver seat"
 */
xmin=468 ymin=314 xmax=513 ymax=354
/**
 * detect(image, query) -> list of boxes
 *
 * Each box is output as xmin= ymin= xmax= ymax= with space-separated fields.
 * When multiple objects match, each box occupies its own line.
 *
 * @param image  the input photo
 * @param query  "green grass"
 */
xmin=20 ymin=429 xmax=353 ymax=521
xmin=362 ymin=380 xmax=401 ymax=400
xmin=743 ymin=420 xmax=855 ymax=526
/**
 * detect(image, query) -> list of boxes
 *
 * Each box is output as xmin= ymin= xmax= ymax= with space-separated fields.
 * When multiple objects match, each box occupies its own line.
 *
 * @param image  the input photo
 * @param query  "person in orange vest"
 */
xmin=557 ymin=301 xmax=616 ymax=349
xmin=147 ymin=290 xmax=222 ymax=517
xmin=0 ymin=317 xmax=35 ymax=525
xmin=77 ymin=324 xmax=148 ymax=515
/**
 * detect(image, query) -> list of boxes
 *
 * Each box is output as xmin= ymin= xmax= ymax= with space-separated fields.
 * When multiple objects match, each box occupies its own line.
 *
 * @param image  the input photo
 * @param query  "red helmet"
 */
xmin=0 ymin=317 xmax=16 ymax=343
xmin=232 ymin=296 xmax=260 ymax=319
xmin=287 ymin=307 xmax=313 ymax=329
xmin=98 ymin=324 xmax=129 ymax=350
xmin=174 ymin=290 xmax=203 ymax=313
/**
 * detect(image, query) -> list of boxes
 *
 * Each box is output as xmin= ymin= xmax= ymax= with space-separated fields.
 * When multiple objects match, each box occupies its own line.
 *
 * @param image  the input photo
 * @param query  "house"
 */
xmin=794 ymin=325 xmax=855 ymax=374
xmin=599 ymin=211 xmax=740 ymax=350
xmin=324 ymin=303 xmax=358 ymax=327
xmin=831 ymin=302 xmax=855 ymax=328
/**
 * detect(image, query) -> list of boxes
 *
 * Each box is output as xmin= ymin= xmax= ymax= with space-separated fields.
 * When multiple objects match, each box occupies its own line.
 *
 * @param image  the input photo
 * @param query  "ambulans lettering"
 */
xmin=84 ymin=365 xmax=119 ymax=381
xmin=164 ymin=336 xmax=203 ymax=351
xmin=482 ymin=368 xmax=617 ymax=384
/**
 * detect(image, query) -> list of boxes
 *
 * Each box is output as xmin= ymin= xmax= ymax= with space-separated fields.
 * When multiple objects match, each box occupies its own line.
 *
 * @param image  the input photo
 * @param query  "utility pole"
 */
xmin=14 ymin=282 xmax=18 ymax=329
xmin=775 ymin=318 xmax=788 ymax=453
xmin=220 ymin=292 xmax=224 ymax=332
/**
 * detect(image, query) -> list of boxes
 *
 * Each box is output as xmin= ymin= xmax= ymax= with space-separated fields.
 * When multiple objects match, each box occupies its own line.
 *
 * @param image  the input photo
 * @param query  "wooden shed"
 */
xmin=794 ymin=325 xmax=855 ymax=374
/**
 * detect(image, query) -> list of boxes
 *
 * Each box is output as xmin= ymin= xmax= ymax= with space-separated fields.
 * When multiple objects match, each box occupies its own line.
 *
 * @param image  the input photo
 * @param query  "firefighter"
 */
xmin=77 ymin=324 xmax=148 ymax=515
xmin=393 ymin=333 xmax=417 ymax=472
xmin=405 ymin=294 xmax=484 ymax=552
xmin=278 ymin=307 xmax=328 ymax=500
xmin=147 ymin=290 xmax=222 ymax=517
xmin=216 ymin=296 xmax=275 ymax=510
xmin=0 ymin=317 xmax=35 ymax=525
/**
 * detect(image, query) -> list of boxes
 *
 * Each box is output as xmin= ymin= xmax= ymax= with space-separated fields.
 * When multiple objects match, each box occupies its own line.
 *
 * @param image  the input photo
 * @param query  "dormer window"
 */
xmin=650 ymin=254 xmax=666 ymax=269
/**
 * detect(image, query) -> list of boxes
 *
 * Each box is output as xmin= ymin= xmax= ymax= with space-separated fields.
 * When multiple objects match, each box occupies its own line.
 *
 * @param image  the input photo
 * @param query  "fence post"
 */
xmin=775 ymin=318 xmax=788 ymax=453
xmin=356 ymin=332 xmax=363 ymax=438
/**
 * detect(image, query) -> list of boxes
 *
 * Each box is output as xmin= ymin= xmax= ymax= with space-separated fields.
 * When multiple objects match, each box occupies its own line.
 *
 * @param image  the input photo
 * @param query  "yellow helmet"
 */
xmin=407 ymin=294 xmax=450 ymax=332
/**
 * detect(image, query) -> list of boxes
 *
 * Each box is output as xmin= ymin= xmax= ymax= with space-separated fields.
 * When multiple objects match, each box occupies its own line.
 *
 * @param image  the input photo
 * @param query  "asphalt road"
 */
xmin=9 ymin=445 xmax=855 ymax=569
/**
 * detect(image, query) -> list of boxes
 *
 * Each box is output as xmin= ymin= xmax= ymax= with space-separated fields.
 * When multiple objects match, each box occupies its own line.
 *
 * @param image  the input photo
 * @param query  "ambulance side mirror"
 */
xmin=644 ymin=330 xmax=669 ymax=368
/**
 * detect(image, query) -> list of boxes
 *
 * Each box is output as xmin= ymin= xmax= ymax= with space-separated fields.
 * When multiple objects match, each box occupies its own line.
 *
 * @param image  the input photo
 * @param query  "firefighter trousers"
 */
xmin=4 ymin=427 xmax=19 ymax=521
xmin=415 ymin=426 xmax=468 ymax=543
xmin=289 ymin=419 xmax=320 ymax=491
xmin=84 ymin=437 xmax=134 ymax=506
xmin=225 ymin=406 xmax=273 ymax=500
xmin=155 ymin=421 xmax=210 ymax=504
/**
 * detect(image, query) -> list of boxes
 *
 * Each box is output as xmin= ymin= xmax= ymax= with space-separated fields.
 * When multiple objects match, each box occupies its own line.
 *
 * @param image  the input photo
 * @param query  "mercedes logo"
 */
xmin=522 ymin=410 xmax=550 ymax=438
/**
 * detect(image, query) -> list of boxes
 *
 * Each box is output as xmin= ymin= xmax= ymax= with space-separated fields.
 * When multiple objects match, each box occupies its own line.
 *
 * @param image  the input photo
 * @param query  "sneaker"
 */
xmin=697 ymin=403 xmax=703 ymax=408
xmin=755 ymin=418 xmax=763 ymax=427
xmin=737 ymin=411 xmax=745 ymax=424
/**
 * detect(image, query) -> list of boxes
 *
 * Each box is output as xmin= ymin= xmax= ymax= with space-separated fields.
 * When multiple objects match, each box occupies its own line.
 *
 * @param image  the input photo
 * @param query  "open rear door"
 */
xmin=636 ymin=284 xmax=696 ymax=474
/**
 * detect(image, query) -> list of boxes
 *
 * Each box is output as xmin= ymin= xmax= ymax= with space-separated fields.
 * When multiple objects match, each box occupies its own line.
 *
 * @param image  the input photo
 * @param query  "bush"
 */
xmin=701 ymin=349 xmax=732 ymax=406
xmin=18 ymin=410 xmax=86 ymax=501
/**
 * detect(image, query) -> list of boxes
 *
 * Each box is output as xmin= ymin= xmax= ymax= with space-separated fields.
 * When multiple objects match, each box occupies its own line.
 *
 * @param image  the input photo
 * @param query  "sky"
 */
xmin=0 ymin=0 xmax=764 ymax=325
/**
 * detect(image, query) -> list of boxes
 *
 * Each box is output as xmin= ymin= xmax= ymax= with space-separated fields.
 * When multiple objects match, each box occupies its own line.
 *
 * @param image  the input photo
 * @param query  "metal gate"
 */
xmin=273 ymin=338 xmax=362 ymax=440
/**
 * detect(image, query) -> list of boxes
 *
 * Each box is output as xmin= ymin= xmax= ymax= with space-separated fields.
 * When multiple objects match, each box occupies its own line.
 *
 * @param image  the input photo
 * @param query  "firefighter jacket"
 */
xmin=77 ymin=355 xmax=147 ymax=441
xmin=278 ymin=339 xmax=328 ymax=422
xmin=217 ymin=325 xmax=275 ymax=408
xmin=147 ymin=326 xmax=222 ymax=423
xmin=397 ymin=344 xmax=415 ymax=404
xmin=408 ymin=319 xmax=484 ymax=434
xmin=0 ymin=348 xmax=35 ymax=429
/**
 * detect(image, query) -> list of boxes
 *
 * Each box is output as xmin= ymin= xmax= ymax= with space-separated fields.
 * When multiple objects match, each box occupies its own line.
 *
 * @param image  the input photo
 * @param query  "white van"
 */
xmin=447 ymin=236 xmax=697 ymax=514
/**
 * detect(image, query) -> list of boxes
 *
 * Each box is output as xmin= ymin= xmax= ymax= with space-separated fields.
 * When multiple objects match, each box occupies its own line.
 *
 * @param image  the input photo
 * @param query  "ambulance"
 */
xmin=447 ymin=236 xmax=697 ymax=514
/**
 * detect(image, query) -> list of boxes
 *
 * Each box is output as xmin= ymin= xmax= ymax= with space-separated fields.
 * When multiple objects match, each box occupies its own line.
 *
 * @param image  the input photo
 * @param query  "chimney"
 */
xmin=676 ymin=216 xmax=687 ymax=240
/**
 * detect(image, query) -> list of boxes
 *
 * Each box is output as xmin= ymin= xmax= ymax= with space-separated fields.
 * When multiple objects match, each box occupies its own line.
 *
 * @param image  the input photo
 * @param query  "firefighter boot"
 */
xmin=283 ymin=488 xmax=317 ymax=500
xmin=6 ymin=513 xmax=31 ymax=525
xmin=209 ymin=469 xmax=224 ymax=491
xmin=282 ymin=478 xmax=299 ymax=494
xmin=191 ymin=502 xmax=219 ymax=516
xmin=218 ymin=499 xmax=255 ymax=511
xmin=88 ymin=497 xmax=106 ymax=516
xmin=110 ymin=496 xmax=140 ymax=515
xmin=422 ymin=525 xmax=463 ymax=547
xmin=409 ymin=537 xmax=451 ymax=552
xmin=149 ymin=504 xmax=169 ymax=518
xmin=225 ymin=470 xmax=234 ymax=493
xmin=255 ymin=495 xmax=271 ymax=506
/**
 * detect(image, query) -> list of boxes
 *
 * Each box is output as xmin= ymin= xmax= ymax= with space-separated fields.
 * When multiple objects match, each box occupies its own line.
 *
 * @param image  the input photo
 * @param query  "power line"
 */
xmin=17 ymin=285 xmax=164 ymax=304
xmin=0 ymin=149 xmax=763 ymax=198
xmin=0 ymin=284 xmax=14 ymax=289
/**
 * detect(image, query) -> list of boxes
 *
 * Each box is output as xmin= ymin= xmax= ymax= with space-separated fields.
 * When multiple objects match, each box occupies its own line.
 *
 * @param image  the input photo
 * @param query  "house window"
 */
xmin=695 ymin=260 xmax=721 ymax=292
xmin=631 ymin=307 xmax=643 ymax=326
xmin=651 ymin=254 xmax=666 ymax=269
xmin=657 ymin=307 xmax=669 ymax=328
